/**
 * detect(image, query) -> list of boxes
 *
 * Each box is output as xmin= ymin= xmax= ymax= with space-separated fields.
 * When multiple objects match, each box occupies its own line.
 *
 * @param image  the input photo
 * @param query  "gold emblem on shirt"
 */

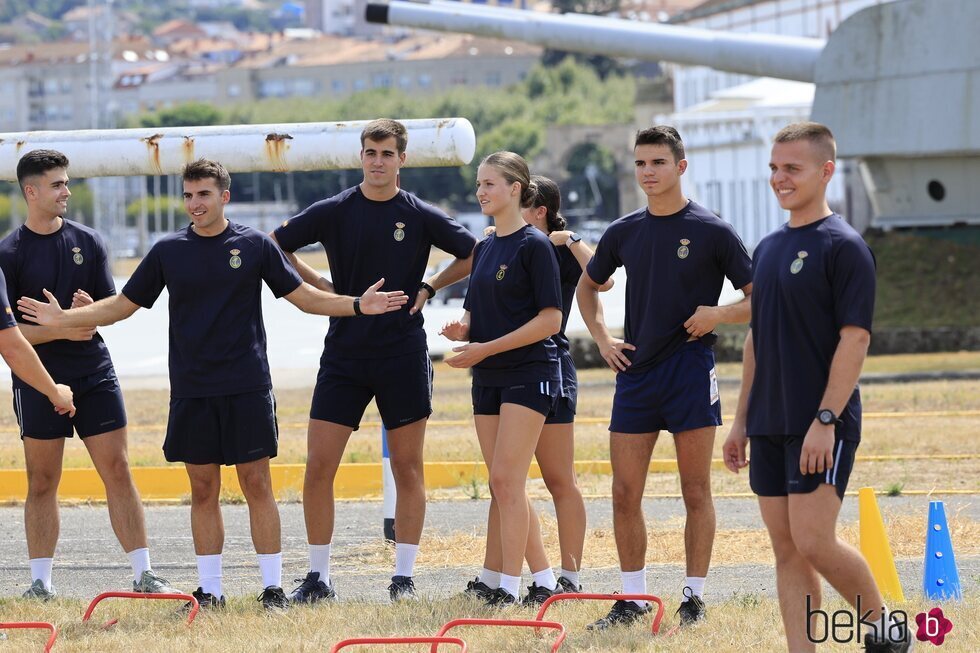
xmin=790 ymin=250 xmax=808 ymax=274
xmin=71 ymin=246 xmax=83 ymax=265
xmin=496 ymin=264 xmax=508 ymax=281
xmin=394 ymin=221 xmax=406 ymax=242
xmin=229 ymin=248 xmax=242 ymax=269
xmin=677 ymin=238 xmax=690 ymax=259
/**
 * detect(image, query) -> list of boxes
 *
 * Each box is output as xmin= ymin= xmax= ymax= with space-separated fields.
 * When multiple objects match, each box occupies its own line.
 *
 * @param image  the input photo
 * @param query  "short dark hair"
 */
xmin=634 ymin=125 xmax=685 ymax=162
xmin=774 ymin=121 xmax=837 ymax=162
xmin=522 ymin=175 xmax=567 ymax=232
xmin=361 ymin=119 xmax=408 ymax=154
xmin=182 ymin=158 xmax=231 ymax=192
xmin=16 ymin=149 xmax=69 ymax=194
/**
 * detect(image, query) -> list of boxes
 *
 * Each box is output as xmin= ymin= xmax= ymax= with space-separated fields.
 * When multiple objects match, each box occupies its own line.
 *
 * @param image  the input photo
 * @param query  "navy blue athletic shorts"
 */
xmin=545 ymin=396 xmax=575 ymax=425
xmin=310 ymin=350 xmax=433 ymax=431
xmin=473 ymin=381 xmax=558 ymax=417
xmin=164 ymin=389 xmax=278 ymax=465
xmin=14 ymin=367 xmax=127 ymax=439
xmin=545 ymin=350 xmax=576 ymax=425
xmin=748 ymin=434 xmax=858 ymax=500
xmin=609 ymin=341 xmax=721 ymax=434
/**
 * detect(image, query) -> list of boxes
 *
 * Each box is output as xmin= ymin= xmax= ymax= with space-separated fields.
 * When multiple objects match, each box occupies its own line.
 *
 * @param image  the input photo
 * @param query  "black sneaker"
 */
xmin=289 ymin=571 xmax=337 ymax=604
xmin=185 ymin=587 xmax=225 ymax=612
xmin=864 ymin=632 xmax=913 ymax=652
xmin=556 ymin=576 xmax=582 ymax=593
xmin=463 ymin=577 xmax=495 ymax=601
xmin=522 ymin=582 xmax=562 ymax=606
xmin=258 ymin=585 xmax=290 ymax=610
xmin=675 ymin=587 xmax=706 ymax=625
xmin=388 ymin=575 xmax=418 ymax=602
xmin=586 ymin=599 xmax=653 ymax=631
xmin=484 ymin=587 xmax=518 ymax=607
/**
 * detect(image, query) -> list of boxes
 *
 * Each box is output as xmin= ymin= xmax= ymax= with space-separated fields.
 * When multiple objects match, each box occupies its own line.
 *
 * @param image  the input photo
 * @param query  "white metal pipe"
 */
xmin=367 ymin=1 xmax=823 ymax=82
xmin=0 ymin=118 xmax=476 ymax=181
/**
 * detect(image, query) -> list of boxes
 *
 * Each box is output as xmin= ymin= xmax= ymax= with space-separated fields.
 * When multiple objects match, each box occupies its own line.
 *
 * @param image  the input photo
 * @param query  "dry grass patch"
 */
xmin=1 ymin=591 xmax=976 ymax=652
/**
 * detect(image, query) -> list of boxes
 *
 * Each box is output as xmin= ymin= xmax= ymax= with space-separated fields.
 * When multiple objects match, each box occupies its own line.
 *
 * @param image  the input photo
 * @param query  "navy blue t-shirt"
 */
xmin=274 ymin=186 xmax=477 ymax=359
xmin=0 ymin=268 xmax=18 ymax=331
xmin=464 ymin=225 xmax=562 ymax=386
xmin=122 ymin=221 xmax=303 ymax=399
xmin=0 ymin=220 xmax=115 ymax=387
xmin=747 ymin=214 xmax=875 ymax=442
xmin=586 ymin=200 xmax=752 ymax=373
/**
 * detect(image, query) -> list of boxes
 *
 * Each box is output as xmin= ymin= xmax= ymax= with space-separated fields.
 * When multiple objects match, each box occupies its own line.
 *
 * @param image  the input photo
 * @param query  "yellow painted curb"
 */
xmin=0 ymin=454 xmax=977 ymax=501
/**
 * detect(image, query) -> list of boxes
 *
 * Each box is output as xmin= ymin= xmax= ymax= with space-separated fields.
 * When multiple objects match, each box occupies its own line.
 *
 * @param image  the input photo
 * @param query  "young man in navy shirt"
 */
xmin=271 ymin=119 xmax=477 ymax=603
xmin=1 ymin=150 xmax=175 ymax=599
xmin=723 ymin=123 xmax=909 ymax=653
xmin=19 ymin=159 xmax=407 ymax=610
xmin=578 ymin=126 xmax=753 ymax=629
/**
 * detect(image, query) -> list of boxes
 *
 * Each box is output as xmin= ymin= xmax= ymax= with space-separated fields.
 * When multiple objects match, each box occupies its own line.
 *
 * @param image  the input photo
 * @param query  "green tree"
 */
xmin=140 ymin=102 xmax=224 ymax=129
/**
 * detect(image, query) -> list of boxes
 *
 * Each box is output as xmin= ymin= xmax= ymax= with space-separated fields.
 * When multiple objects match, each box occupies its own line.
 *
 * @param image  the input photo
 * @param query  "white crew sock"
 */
xmin=559 ymin=568 xmax=580 ymax=587
xmin=257 ymin=552 xmax=282 ymax=589
xmin=394 ymin=543 xmax=419 ymax=578
xmin=531 ymin=568 xmax=557 ymax=591
xmin=683 ymin=576 xmax=706 ymax=602
xmin=479 ymin=568 xmax=500 ymax=588
xmin=621 ymin=568 xmax=648 ymax=607
xmin=196 ymin=554 xmax=223 ymax=597
xmin=309 ymin=544 xmax=331 ymax=584
xmin=29 ymin=558 xmax=53 ymax=591
xmin=498 ymin=573 xmax=521 ymax=598
xmin=128 ymin=547 xmax=151 ymax=582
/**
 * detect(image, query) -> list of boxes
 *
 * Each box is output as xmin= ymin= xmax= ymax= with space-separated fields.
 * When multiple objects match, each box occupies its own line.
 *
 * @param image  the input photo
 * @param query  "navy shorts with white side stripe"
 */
xmin=164 ymin=389 xmax=279 ymax=466
xmin=472 ymin=381 xmax=557 ymax=417
xmin=310 ymin=349 xmax=433 ymax=431
xmin=748 ymin=434 xmax=858 ymax=500
xmin=609 ymin=340 xmax=721 ymax=434
xmin=15 ymin=367 xmax=127 ymax=439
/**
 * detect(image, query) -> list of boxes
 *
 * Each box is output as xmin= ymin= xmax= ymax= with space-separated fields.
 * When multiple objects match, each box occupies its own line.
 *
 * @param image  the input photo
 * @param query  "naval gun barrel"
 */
xmin=365 ymin=0 xmax=824 ymax=82
xmin=0 ymin=118 xmax=476 ymax=180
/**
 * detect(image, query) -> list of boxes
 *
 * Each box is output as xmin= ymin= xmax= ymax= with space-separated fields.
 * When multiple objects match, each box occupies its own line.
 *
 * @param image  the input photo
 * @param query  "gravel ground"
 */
xmin=0 ymin=495 xmax=975 ymax=603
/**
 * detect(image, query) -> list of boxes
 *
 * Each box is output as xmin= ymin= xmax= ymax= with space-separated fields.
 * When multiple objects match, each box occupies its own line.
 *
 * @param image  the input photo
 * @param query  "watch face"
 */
xmin=818 ymin=409 xmax=835 ymax=425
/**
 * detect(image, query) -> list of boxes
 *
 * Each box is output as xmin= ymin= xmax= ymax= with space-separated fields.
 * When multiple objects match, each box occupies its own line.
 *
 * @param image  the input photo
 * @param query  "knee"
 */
xmin=679 ymin=480 xmax=713 ymax=513
xmin=26 ymin=467 xmax=61 ymax=497
xmin=793 ymin=532 xmax=833 ymax=565
xmin=238 ymin=470 xmax=272 ymax=499
xmin=189 ymin=477 xmax=221 ymax=505
xmin=389 ymin=459 xmax=424 ymax=488
xmin=543 ymin=473 xmax=580 ymax=503
xmin=100 ymin=456 xmax=134 ymax=489
xmin=611 ymin=478 xmax=643 ymax=514
xmin=488 ymin=471 xmax=523 ymax=505
xmin=769 ymin=533 xmax=801 ymax=565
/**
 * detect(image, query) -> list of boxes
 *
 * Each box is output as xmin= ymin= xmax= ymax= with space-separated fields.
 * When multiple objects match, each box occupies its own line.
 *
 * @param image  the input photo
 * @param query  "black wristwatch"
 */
xmin=567 ymin=232 xmax=582 ymax=246
xmin=353 ymin=296 xmax=363 ymax=316
xmin=816 ymin=408 xmax=838 ymax=425
xmin=420 ymin=281 xmax=436 ymax=298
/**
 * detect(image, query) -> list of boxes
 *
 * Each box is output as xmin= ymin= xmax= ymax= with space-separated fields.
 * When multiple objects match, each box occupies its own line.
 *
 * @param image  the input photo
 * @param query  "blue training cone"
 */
xmin=923 ymin=501 xmax=962 ymax=600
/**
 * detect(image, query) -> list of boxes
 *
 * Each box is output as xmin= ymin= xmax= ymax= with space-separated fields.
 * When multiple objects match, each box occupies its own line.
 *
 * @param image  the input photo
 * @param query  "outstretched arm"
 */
xmin=18 ymin=291 xmax=140 ymax=328
xmin=284 ymin=278 xmax=408 ymax=316
xmin=0 ymin=326 xmax=74 ymax=416
xmin=410 ymin=252 xmax=474 ymax=315
xmin=684 ymin=283 xmax=753 ymax=339
xmin=269 ymin=232 xmax=334 ymax=292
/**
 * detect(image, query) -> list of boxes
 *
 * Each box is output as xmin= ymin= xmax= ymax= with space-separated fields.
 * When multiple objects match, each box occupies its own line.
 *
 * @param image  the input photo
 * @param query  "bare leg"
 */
xmin=536 ymin=423 xmax=586 ymax=572
xmin=184 ymin=463 xmax=224 ymax=555
xmin=673 ymin=426 xmax=716 ymax=577
xmin=23 ymin=438 xmax=65 ymax=559
xmin=609 ymin=431 xmax=657 ymax=571
xmin=760 ymin=496 xmax=821 ymax=653
xmin=236 ymin=457 xmax=281 ymax=554
xmin=84 ymin=428 xmax=148 ymax=552
xmin=303 ymin=419 xmax=353 ymax=545
xmin=475 ymin=415 xmax=502 ymax=574
xmin=385 ymin=419 xmax=427 ymax=545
